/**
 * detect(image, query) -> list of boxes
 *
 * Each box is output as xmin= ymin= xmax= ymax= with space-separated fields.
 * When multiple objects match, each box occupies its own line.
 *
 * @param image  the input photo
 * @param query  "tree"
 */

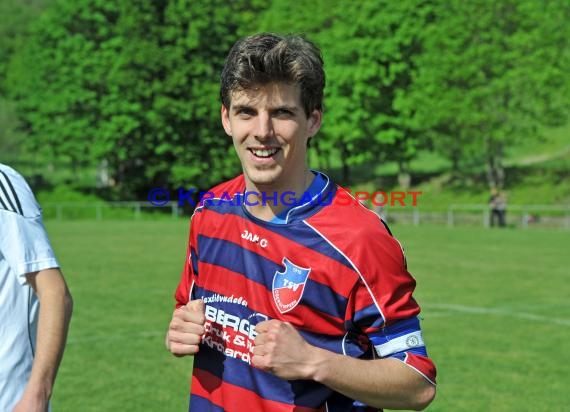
xmin=0 ymin=0 xmax=53 ymax=166
xmin=7 ymin=0 xmax=267 ymax=197
xmin=406 ymin=0 xmax=570 ymax=188
xmin=259 ymin=0 xmax=434 ymax=185
xmin=323 ymin=1 xmax=436 ymax=185
xmin=0 ymin=0 xmax=53 ymax=92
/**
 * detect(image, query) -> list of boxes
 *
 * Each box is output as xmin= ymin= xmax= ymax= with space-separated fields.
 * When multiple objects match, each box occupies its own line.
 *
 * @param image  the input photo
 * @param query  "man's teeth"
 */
xmin=251 ymin=148 xmax=278 ymax=158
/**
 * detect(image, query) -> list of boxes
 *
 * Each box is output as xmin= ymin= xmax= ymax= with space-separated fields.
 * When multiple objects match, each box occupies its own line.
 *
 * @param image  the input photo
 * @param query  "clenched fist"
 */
xmin=251 ymin=319 xmax=321 ymax=380
xmin=166 ymin=299 xmax=206 ymax=356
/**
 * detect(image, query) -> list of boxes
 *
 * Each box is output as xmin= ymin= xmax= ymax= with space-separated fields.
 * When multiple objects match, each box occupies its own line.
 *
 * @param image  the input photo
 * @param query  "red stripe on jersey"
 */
xmin=405 ymin=353 xmax=437 ymax=384
xmin=306 ymin=196 xmax=420 ymax=326
xmin=174 ymin=220 xmax=195 ymax=308
xmin=197 ymin=262 xmax=345 ymax=335
xmin=192 ymin=368 xmax=325 ymax=412
xmin=208 ymin=174 xmax=246 ymax=198
xmin=197 ymin=210 xmax=359 ymax=298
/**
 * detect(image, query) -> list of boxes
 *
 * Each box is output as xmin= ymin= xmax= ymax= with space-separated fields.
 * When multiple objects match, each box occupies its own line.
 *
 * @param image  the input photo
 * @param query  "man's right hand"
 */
xmin=166 ymin=299 xmax=206 ymax=356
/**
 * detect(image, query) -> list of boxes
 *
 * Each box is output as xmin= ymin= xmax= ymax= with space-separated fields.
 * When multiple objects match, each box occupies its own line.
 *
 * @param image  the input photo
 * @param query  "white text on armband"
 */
xmin=374 ymin=331 xmax=425 ymax=357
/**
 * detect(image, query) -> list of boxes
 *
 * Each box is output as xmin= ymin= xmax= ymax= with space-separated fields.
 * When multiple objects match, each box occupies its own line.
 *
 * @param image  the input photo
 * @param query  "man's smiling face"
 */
xmin=221 ymin=82 xmax=322 ymax=193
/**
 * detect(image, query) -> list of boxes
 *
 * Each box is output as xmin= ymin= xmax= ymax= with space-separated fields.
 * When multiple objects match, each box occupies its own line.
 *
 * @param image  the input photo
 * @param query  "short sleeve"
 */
xmin=0 ymin=165 xmax=59 ymax=283
xmin=345 ymin=227 xmax=436 ymax=384
xmin=174 ymin=211 xmax=201 ymax=308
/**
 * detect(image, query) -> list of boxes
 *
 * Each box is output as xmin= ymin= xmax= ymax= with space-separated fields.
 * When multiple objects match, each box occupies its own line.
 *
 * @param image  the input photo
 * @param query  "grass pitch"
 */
xmin=45 ymin=220 xmax=569 ymax=411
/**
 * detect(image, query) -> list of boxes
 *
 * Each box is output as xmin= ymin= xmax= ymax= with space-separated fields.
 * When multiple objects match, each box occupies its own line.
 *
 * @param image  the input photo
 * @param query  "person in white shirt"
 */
xmin=0 ymin=163 xmax=73 ymax=412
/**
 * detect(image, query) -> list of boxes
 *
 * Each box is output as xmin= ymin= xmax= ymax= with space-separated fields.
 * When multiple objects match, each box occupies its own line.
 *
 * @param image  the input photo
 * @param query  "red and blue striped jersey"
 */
xmin=174 ymin=172 xmax=436 ymax=412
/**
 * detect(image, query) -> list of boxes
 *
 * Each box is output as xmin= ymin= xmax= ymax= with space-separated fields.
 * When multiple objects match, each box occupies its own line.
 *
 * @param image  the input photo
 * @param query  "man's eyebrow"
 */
xmin=231 ymin=104 xmax=253 ymax=113
xmin=231 ymin=104 xmax=300 ymax=113
xmin=272 ymin=105 xmax=299 ymax=112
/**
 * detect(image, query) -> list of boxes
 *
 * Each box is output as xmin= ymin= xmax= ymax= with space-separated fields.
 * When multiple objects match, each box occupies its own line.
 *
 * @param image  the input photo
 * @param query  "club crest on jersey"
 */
xmin=272 ymin=258 xmax=311 ymax=313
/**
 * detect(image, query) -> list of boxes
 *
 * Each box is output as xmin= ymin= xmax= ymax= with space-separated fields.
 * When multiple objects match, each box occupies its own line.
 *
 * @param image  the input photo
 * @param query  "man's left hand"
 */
xmin=251 ymin=319 xmax=319 ymax=380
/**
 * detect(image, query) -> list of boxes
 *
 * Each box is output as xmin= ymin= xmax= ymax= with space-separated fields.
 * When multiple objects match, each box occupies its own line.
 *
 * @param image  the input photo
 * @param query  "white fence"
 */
xmin=42 ymin=201 xmax=182 ymax=221
xmin=42 ymin=201 xmax=570 ymax=229
xmin=384 ymin=204 xmax=570 ymax=229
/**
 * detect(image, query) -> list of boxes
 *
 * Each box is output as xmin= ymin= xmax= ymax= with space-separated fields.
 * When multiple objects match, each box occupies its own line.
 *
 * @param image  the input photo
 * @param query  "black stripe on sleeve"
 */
xmin=0 ymin=189 xmax=8 ymax=210
xmin=380 ymin=218 xmax=393 ymax=237
xmin=0 ymin=170 xmax=24 ymax=215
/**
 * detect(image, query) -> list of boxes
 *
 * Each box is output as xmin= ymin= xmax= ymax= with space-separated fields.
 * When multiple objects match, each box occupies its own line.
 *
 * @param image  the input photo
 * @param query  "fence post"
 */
xmin=483 ymin=210 xmax=490 ymax=228
xmin=521 ymin=213 xmax=528 ymax=229
xmin=447 ymin=208 xmax=454 ymax=227
xmin=56 ymin=205 xmax=63 ymax=221
xmin=413 ymin=209 xmax=420 ymax=226
xmin=134 ymin=203 xmax=141 ymax=219
xmin=96 ymin=204 xmax=102 ymax=221
xmin=171 ymin=203 xmax=178 ymax=219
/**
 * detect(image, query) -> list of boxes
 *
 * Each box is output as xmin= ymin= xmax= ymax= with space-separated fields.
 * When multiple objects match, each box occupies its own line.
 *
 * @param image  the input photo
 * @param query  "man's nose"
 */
xmin=253 ymin=112 xmax=273 ymax=139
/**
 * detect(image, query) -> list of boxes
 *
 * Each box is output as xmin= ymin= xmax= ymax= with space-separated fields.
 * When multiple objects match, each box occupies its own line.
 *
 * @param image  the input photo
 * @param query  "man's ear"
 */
xmin=307 ymin=110 xmax=322 ymax=137
xmin=221 ymin=105 xmax=232 ymax=136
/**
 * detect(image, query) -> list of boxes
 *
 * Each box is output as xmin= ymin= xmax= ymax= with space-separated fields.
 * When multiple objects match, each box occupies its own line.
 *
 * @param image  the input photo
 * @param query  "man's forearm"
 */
xmin=25 ymin=269 xmax=73 ymax=400
xmin=308 ymin=347 xmax=435 ymax=410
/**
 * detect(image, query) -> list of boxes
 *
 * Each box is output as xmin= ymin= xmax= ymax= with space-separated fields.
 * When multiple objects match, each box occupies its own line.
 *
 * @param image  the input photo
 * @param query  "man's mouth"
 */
xmin=249 ymin=148 xmax=280 ymax=158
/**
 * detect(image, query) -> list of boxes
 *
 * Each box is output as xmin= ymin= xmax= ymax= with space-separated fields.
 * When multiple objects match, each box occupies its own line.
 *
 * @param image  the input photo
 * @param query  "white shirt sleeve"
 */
xmin=0 ymin=165 xmax=59 ymax=284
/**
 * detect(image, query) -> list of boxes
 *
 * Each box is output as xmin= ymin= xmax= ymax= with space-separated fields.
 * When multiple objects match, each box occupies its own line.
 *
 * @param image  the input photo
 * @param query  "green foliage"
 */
xmin=7 ymin=0 xmax=267 ymax=197
xmin=0 ymin=0 xmax=54 ymax=164
xmin=405 ymin=0 xmax=570 ymax=187
xmin=0 ymin=98 xmax=25 ymax=162
xmin=0 ymin=0 xmax=53 ymax=92
xmin=4 ymin=0 xmax=569 ymax=197
xmin=321 ymin=1 xmax=433 ymax=178
xmin=259 ymin=0 xmax=434 ymax=182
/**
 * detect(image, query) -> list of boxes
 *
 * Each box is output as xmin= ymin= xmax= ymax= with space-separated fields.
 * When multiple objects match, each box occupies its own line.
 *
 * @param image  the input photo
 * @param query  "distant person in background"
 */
xmin=489 ymin=188 xmax=501 ymax=227
xmin=497 ymin=190 xmax=508 ymax=227
xmin=489 ymin=188 xmax=508 ymax=228
xmin=0 ymin=163 xmax=73 ymax=412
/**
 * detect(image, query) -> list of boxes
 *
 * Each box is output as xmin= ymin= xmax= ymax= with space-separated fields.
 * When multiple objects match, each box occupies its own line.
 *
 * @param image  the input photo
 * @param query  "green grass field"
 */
xmin=45 ymin=220 xmax=569 ymax=411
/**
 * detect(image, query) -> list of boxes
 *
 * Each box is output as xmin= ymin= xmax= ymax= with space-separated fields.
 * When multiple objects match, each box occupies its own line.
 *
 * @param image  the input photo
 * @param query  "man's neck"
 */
xmin=244 ymin=170 xmax=315 ymax=221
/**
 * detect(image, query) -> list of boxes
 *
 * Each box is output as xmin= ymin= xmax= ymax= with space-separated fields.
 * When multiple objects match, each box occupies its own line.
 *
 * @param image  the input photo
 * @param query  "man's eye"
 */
xmin=237 ymin=109 xmax=254 ymax=117
xmin=275 ymin=109 xmax=293 ymax=117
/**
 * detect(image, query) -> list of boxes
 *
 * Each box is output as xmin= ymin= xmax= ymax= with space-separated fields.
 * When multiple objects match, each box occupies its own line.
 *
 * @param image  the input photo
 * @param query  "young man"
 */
xmin=0 ymin=164 xmax=73 ymax=412
xmin=166 ymin=33 xmax=436 ymax=411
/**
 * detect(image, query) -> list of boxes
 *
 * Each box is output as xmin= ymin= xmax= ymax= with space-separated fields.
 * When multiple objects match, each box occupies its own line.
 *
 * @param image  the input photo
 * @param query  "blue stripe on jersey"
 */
xmin=190 ymin=247 xmax=199 ymax=275
xmin=194 ymin=286 xmax=359 ymax=358
xmin=194 ymin=279 xmax=347 ymax=328
xmin=194 ymin=345 xmax=334 ymax=407
xmin=199 ymin=192 xmax=356 ymax=273
xmin=197 ymin=235 xmax=277 ymax=286
xmin=189 ymin=395 xmax=225 ymax=412
xmin=298 ymin=279 xmax=349 ymax=320
xmin=373 ymin=317 xmax=420 ymax=340
xmin=274 ymin=222 xmax=354 ymax=270
xmin=290 ymin=379 xmax=335 ymax=409
xmin=386 ymin=345 xmax=428 ymax=360
xmin=368 ymin=317 xmax=424 ymax=349
xmin=197 ymin=236 xmax=348 ymax=320
xmin=353 ymin=303 xmax=385 ymax=329
xmin=325 ymin=392 xmax=380 ymax=412
xmin=297 ymin=329 xmax=366 ymax=358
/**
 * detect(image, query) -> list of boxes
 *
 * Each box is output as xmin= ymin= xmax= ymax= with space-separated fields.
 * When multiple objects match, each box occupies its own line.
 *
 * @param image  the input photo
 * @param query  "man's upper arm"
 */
xmin=347 ymin=230 xmax=437 ymax=384
xmin=0 ymin=166 xmax=59 ymax=282
xmin=25 ymin=268 xmax=69 ymax=297
xmin=174 ymin=214 xmax=201 ymax=308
